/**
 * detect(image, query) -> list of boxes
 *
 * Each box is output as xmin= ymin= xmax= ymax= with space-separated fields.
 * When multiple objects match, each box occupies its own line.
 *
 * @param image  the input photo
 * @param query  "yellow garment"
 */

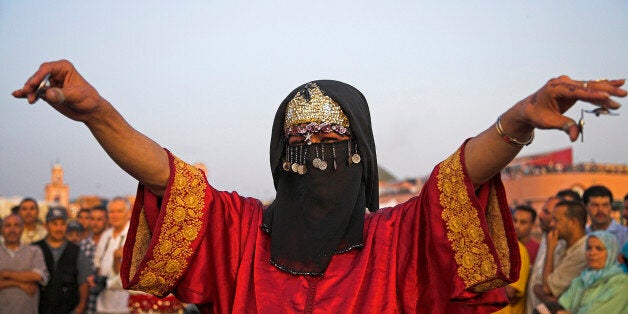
xmin=494 ymin=241 xmax=530 ymax=314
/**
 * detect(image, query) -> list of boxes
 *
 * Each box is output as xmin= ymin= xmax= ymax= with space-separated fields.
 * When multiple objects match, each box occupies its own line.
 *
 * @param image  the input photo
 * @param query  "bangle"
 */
xmin=495 ymin=116 xmax=534 ymax=147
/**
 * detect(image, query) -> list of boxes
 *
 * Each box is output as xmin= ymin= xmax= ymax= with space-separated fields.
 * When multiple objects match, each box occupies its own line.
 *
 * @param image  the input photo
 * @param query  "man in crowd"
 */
xmin=583 ymin=185 xmax=628 ymax=247
xmin=77 ymin=208 xmax=92 ymax=240
xmin=17 ymin=197 xmax=47 ymax=244
xmin=67 ymin=220 xmax=86 ymax=245
xmin=91 ymin=198 xmax=131 ymax=314
xmin=513 ymin=205 xmax=540 ymax=263
xmin=525 ymin=196 xmax=562 ymax=314
xmin=81 ymin=205 xmax=109 ymax=314
xmin=555 ymin=189 xmax=582 ymax=203
xmin=35 ymin=207 xmax=92 ymax=314
xmin=533 ymin=200 xmax=587 ymax=304
xmin=0 ymin=214 xmax=49 ymax=314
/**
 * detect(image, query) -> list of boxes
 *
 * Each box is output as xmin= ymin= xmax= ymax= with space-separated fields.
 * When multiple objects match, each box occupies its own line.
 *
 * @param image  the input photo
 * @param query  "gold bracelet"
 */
xmin=495 ymin=116 xmax=534 ymax=147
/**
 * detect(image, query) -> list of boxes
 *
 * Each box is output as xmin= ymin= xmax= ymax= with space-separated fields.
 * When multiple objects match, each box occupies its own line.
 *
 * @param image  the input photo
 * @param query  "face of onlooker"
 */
xmin=46 ymin=219 xmax=67 ymax=242
xmin=551 ymin=204 xmax=573 ymax=240
xmin=539 ymin=197 xmax=560 ymax=233
xmin=66 ymin=230 xmax=82 ymax=245
xmin=586 ymin=196 xmax=612 ymax=229
xmin=1 ymin=215 xmax=23 ymax=246
xmin=513 ymin=210 xmax=534 ymax=241
xmin=108 ymin=199 xmax=130 ymax=230
xmin=622 ymin=199 xmax=628 ymax=225
xmin=18 ymin=200 xmax=39 ymax=226
xmin=77 ymin=210 xmax=91 ymax=229
xmin=90 ymin=210 xmax=108 ymax=235
xmin=585 ymin=236 xmax=608 ymax=270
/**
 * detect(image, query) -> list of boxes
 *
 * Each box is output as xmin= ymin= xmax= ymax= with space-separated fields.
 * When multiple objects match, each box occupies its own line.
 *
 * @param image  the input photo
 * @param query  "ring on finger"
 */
xmin=51 ymin=88 xmax=65 ymax=105
xmin=582 ymin=81 xmax=588 ymax=89
xmin=561 ymin=121 xmax=576 ymax=132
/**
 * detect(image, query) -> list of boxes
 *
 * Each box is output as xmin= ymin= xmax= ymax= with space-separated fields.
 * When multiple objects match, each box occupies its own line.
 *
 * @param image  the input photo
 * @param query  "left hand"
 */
xmin=503 ymin=76 xmax=626 ymax=142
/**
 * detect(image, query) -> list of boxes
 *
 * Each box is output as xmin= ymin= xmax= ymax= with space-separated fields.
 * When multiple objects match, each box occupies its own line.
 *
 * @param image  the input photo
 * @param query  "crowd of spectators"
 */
xmin=2 ymin=184 xmax=628 ymax=313
xmin=514 ymin=185 xmax=628 ymax=314
xmin=0 ymin=197 xmax=186 ymax=314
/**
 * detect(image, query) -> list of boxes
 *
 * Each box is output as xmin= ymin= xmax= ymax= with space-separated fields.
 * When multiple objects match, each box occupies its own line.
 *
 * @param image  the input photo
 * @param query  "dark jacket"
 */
xmin=35 ymin=239 xmax=80 ymax=314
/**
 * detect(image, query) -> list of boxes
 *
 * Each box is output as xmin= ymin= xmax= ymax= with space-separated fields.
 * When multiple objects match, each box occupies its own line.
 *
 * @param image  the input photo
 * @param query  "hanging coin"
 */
xmin=312 ymin=158 xmax=322 ymax=168
xmin=283 ymin=161 xmax=291 ymax=171
xmin=298 ymin=165 xmax=307 ymax=175
xmin=351 ymin=154 xmax=361 ymax=164
xmin=291 ymin=163 xmax=299 ymax=172
xmin=318 ymin=160 xmax=328 ymax=170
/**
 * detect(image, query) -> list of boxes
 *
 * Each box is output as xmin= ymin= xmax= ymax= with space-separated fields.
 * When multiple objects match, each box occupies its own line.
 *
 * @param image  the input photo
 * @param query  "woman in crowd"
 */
xmin=556 ymin=231 xmax=628 ymax=313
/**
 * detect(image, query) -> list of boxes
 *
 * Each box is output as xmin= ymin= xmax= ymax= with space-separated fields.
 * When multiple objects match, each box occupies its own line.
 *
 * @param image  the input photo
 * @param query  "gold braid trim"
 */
xmin=485 ymin=185 xmax=511 ymax=279
xmin=130 ymin=156 xmax=206 ymax=296
xmin=437 ymin=150 xmax=497 ymax=289
xmin=129 ymin=209 xmax=151 ymax=280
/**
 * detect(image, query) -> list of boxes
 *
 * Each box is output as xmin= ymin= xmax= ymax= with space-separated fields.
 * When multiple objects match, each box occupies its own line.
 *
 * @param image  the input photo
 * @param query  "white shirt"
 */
xmin=94 ymin=222 xmax=130 ymax=313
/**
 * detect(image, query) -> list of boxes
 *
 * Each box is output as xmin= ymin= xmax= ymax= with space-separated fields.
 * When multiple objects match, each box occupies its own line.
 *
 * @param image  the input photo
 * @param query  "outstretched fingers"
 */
xmin=551 ymin=77 xmax=625 ymax=109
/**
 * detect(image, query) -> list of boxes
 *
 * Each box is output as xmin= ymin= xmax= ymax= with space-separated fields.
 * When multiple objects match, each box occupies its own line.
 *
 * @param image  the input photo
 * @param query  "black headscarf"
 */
xmin=263 ymin=80 xmax=378 ymax=275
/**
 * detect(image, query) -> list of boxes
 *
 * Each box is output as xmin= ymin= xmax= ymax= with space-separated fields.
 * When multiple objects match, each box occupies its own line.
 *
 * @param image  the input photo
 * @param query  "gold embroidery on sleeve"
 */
xmin=129 ymin=209 xmax=151 ymax=280
xmin=130 ymin=156 xmax=206 ymax=296
xmin=486 ymin=185 xmax=511 ymax=277
xmin=437 ymin=150 xmax=497 ymax=289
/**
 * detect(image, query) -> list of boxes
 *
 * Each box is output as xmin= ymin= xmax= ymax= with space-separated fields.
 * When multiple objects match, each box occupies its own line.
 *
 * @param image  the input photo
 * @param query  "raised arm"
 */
xmin=465 ymin=76 xmax=626 ymax=186
xmin=12 ymin=60 xmax=169 ymax=196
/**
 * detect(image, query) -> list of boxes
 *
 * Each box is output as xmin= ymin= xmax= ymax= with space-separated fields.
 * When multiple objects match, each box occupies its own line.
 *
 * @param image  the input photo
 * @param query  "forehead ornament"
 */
xmin=284 ymin=82 xmax=350 ymax=143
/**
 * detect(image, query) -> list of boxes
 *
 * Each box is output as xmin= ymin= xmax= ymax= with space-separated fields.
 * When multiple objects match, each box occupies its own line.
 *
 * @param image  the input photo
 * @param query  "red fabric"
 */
xmin=525 ymin=239 xmax=540 ymax=265
xmin=122 ymin=145 xmax=518 ymax=313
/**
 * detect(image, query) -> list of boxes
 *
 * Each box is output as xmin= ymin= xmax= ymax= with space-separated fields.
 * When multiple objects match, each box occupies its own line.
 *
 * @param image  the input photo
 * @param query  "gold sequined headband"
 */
xmin=284 ymin=82 xmax=350 ymax=136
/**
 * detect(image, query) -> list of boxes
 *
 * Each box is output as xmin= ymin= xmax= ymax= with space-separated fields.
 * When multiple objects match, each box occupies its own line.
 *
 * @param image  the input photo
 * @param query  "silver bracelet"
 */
xmin=495 ymin=116 xmax=534 ymax=147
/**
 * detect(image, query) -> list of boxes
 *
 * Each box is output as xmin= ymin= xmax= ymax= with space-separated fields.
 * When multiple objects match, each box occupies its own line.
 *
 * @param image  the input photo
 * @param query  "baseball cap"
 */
xmin=67 ymin=220 xmax=84 ymax=232
xmin=46 ymin=207 xmax=68 ymax=222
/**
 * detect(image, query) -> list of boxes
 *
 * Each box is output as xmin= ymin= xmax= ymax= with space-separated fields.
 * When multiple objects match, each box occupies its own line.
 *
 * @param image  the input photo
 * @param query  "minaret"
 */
xmin=45 ymin=163 xmax=70 ymax=208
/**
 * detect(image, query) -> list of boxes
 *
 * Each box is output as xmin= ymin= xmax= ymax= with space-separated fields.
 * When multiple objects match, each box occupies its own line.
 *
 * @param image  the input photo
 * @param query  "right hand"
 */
xmin=12 ymin=60 xmax=105 ymax=123
xmin=547 ymin=229 xmax=559 ymax=251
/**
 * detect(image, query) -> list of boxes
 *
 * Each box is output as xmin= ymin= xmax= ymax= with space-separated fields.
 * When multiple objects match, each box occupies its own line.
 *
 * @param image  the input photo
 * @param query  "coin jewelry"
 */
xmin=283 ymin=142 xmax=291 ymax=171
xmin=298 ymin=146 xmax=308 ymax=175
xmin=312 ymin=145 xmax=322 ymax=169
xmin=319 ymin=144 xmax=328 ymax=170
xmin=291 ymin=146 xmax=299 ymax=173
xmin=351 ymin=142 xmax=361 ymax=164
xmin=332 ymin=143 xmax=337 ymax=170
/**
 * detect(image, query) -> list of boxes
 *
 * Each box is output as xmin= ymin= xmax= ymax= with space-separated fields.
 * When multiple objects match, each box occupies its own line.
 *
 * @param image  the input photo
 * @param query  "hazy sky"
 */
xmin=1 ymin=1 xmax=627 ymax=201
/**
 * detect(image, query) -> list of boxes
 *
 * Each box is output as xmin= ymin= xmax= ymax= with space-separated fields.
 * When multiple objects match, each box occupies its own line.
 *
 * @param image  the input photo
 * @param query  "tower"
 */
xmin=45 ymin=163 xmax=70 ymax=208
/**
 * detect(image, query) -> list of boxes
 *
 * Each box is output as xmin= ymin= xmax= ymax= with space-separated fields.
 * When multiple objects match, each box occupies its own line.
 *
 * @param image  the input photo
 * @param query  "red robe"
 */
xmin=121 ymin=144 xmax=520 ymax=313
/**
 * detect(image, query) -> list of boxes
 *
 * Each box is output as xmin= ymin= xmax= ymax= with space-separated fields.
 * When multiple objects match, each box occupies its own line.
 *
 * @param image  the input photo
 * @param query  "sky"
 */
xmin=1 ymin=1 xmax=627 ymax=202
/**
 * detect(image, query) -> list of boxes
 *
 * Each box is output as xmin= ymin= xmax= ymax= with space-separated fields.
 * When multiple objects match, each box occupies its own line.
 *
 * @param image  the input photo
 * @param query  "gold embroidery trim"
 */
xmin=485 ymin=185 xmax=511 ymax=278
xmin=129 ymin=209 xmax=151 ymax=280
xmin=437 ymin=150 xmax=497 ymax=289
xmin=130 ymin=156 xmax=206 ymax=296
